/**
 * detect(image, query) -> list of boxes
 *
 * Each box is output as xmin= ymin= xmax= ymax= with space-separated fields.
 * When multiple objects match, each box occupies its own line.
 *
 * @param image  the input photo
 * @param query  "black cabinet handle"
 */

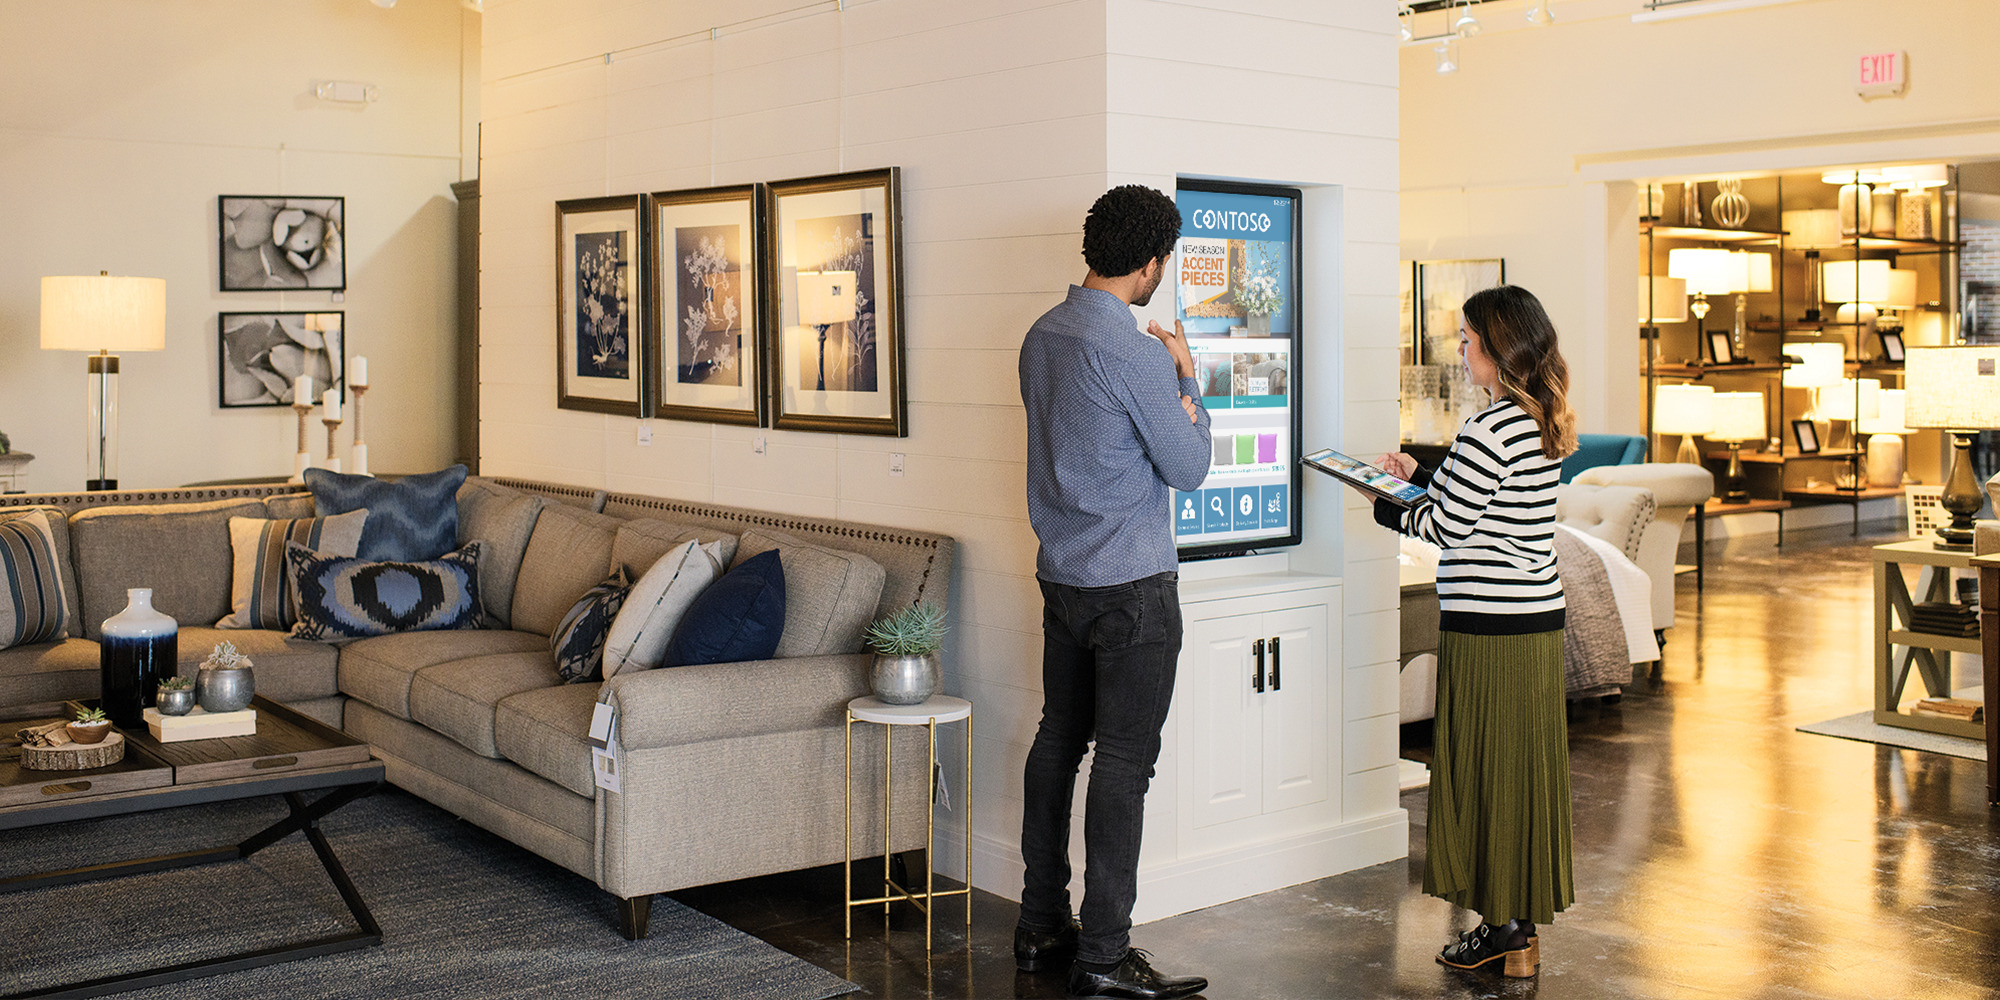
xmin=1252 ymin=638 xmax=1265 ymax=692
xmin=1270 ymin=636 xmax=1282 ymax=691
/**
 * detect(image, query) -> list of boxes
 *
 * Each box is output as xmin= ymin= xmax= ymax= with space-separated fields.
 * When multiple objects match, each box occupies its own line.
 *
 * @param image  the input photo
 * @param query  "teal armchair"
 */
xmin=1560 ymin=433 xmax=1646 ymax=483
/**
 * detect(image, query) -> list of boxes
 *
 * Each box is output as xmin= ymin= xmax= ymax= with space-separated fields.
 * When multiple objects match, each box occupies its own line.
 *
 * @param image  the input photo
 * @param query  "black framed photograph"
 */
xmin=219 ymin=196 xmax=345 ymax=291
xmin=649 ymin=183 xmax=765 ymax=426
xmin=1791 ymin=418 xmax=1821 ymax=455
xmin=1877 ymin=329 xmax=1906 ymax=362
xmin=556 ymin=194 xmax=646 ymax=417
xmin=1708 ymin=331 xmax=1736 ymax=365
xmin=762 ymin=168 xmax=906 ymax=436
xmin=218 ymin=312 xmax=343 ymax=408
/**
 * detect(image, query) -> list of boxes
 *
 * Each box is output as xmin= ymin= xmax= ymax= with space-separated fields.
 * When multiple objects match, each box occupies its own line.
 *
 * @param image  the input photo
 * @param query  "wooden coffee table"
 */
xmin=0 ymin=696 xmax=383 ymax=999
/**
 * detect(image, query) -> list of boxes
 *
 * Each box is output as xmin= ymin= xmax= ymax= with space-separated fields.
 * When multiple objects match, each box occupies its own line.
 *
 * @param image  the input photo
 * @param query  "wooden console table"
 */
xmin=1973 ymin=554 xmax=1999 ymax=806
xmin=1874 ymin=541 xmax=1997 ymax=806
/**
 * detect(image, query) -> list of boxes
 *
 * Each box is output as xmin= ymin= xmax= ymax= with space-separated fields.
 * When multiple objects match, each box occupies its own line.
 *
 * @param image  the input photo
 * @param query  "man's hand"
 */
xmin=1146 ymin=319 xmax=1196 ymax=380
xmin=1180 ymin=394 xmax=1200 ymax=424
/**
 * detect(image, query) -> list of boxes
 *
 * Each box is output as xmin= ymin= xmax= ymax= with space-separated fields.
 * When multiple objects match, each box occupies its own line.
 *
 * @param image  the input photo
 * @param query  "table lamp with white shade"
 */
xmin=1821 ymin=258 xmax=1893 ymax=336
xmin=1640 ymin=274 xmax=1688 ymax=369
xmin=794 ymin=270 xmax=856 ymax=392
xmin=1783 ymin=209 xmax=1844 ymax=321
xmin=1857 ymin=387 xmax=1911 ymax=488
xmin=1710 ymin=391 xmax=1766 ymax=502
xmin=40 ymin=273 xmax=167 ymax=491
xmin=1903 ymin=346 xmax=2000 ymax=550
xmin=1653 ymin=383 xmax=1714 ymax=465
xmin=1874 ymin=269 xmax=1919 ymax=340
xmin=1667 ymin=247 xmax=1741 ymax=343
xmin=1816 ymin=376 xmax=1880 ymax=451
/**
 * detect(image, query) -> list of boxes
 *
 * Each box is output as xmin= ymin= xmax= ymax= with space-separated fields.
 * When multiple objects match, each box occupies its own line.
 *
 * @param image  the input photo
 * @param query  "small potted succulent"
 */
xmin=67 ymin=707 xmax=113 ymax=745
xmin=157 ymin=675 xmax=197 ymax=716
xmin=862 ymin=602 xmax=947 ymax=706
xmin=197 ymin=641 xmax=257 ymax=713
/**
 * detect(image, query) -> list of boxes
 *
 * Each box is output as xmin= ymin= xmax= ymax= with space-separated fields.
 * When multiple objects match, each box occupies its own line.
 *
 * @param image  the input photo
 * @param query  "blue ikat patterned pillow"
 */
xmin=287 ymin=540 xmax=483 ymax=642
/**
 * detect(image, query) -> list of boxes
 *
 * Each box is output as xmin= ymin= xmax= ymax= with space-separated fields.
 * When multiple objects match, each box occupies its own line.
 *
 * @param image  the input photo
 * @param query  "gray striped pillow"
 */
xmin=217 ymin=511 xmax=368 ymax=630
xmin=0 ymin=515 xmax=68 ymax=649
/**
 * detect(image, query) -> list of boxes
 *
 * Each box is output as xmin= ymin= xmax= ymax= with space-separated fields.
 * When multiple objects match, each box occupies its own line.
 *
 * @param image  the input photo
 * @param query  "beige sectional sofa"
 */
xmin=0 ymin=477 xmax=954 ymax=939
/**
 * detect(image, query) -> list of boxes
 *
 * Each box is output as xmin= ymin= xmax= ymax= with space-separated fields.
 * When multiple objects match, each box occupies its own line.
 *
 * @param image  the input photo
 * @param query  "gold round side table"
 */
xmin=844 ymin=694 xmax=971 ymax=949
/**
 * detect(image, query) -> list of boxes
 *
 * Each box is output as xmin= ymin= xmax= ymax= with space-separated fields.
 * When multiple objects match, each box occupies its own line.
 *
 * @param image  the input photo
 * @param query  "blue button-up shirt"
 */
xmin=1020 ymin=285 xmax=1213 ymax=588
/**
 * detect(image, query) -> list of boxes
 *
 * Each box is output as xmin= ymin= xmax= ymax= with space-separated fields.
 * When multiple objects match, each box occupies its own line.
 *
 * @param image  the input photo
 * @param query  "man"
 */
xmin=1016 ymin=184 xmax=1212 ymax=1000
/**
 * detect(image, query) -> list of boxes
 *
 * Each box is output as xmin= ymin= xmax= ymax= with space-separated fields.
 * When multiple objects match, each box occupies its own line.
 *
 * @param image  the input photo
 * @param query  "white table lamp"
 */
xmin=1904 ymin=346 xmax=2000 ymax=549
xmin=40 ymin=273 xmax=167 ymax=491
xmin=1857 ymin=387 xmax=1911 ymax=488
xmin=1639 ymin=276 xmax=1688 ymax=324
xmin=1668 ymin=248 xmax=1742 ymax=333
xmin=1710 ymin=390 xmax=1766 ymax=502
xmin=1781 ymin=342 xmax=1844 ymax=388
xmin=795 ymin=270 xmax=857 ymax=392
xmin=1653 ymin=383 xmax=1714 ymax=465
xmin=1822 ymin=258 xmax=1893 ymax=334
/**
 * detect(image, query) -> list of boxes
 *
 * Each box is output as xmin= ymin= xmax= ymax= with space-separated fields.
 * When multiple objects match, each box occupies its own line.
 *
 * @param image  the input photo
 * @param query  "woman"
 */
xmin=1377 ymin=285 xmax=1577 ymax=978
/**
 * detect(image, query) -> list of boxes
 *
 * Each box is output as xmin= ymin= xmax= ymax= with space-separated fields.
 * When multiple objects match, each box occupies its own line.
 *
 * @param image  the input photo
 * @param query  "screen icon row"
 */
xmin=1175 ymin=484 xmax=1288 ymax=536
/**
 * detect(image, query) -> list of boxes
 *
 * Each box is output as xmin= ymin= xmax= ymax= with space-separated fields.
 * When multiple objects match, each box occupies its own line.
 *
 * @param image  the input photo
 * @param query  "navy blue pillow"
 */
xmin=663 ymin=549 xmax=786 ymax=667
xmin=305 ymin=464 xmax=467 ymax=562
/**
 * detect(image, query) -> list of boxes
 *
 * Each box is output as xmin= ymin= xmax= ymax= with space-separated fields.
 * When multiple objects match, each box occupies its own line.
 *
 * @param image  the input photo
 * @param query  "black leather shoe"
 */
xmin=1066 ymin=948 xmax=1208 ymax=999
xmin=1437 ymin=923 xmax=1537 ymax=978
xmin=1015 ymin=919 xmax=1080 ymax=972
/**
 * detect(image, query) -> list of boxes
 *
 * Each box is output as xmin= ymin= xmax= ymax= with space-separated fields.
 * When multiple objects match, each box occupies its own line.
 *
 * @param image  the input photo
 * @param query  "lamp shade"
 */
xmin=1781 ymin=342 xmax=1844 ymax=388
xmin=1821 ymin=168 xmax=1887 ymax=185
xmin=1857 ymin=388 xmax=1910 ymax=435
xmin=1822 ymin=259 xmax=1890 ymax=304
xmin=40 ymin=275 xmax=166 ymax=352
xmin=1817 ymin=377 xmax=1881 ymax=422
xmin=1710 ymin=391 xmax=1766 ymax=443
xmin=1639 ymin=275 xmax=1689 ymax=323
xmin=1783 ymin=209 xmax=1844 ymax=249
xmin=1668 ymin=248 xmax=1742 ymax=296
xmin=1904 ymin=345 xmax=2000 ymax=430
xmin=793 ymin=270 xmax=857 ymax=326
xmin=1737 ymin=251 xmax=1772 ymax=293
xmin=1653 ymin=384 xmax=1715 ymax=436
xmin=1880 ymin=268 xmax=1918 ymax=311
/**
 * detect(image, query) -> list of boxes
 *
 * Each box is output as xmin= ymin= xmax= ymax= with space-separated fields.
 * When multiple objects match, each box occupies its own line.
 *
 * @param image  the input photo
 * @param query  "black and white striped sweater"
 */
xmin=1377 ymin=399 xmax=1566 ymax=636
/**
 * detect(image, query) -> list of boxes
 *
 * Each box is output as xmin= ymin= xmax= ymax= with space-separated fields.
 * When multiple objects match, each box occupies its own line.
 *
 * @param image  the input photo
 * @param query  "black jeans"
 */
xmin=1019 ymin=571 xmax=1182 ymax=966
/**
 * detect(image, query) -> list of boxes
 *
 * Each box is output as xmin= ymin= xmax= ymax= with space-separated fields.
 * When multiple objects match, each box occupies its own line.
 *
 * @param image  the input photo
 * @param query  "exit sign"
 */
xmin=1856 ymin=51 xmax=1907 ymax=98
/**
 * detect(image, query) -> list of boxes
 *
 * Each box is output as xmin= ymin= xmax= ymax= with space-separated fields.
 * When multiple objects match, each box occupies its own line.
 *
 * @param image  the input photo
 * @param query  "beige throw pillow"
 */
xmin=217 ymin=511 xmax=369 ymax=630
xmin=601 ymin=539 xmax=727 ymax=677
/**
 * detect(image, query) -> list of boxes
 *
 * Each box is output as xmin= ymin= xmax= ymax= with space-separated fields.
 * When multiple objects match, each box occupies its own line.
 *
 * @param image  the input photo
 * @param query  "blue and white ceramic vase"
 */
xmin=100 ymin=588 xmax=177 ymax=728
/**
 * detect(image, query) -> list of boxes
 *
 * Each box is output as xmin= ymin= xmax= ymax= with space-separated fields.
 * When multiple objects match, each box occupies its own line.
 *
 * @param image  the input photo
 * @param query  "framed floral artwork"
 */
xmin=762 ymin=168 xmax=907 ymax=436
xmin=648 ymin=183 xmax=765 ymax=426
xmin=219 ymin=196 xmax=345 ymax=291
xmin=218 ymin=311 xmax=343 ymax=407
xmin=556 ymin=195 xmax=646 ymax=416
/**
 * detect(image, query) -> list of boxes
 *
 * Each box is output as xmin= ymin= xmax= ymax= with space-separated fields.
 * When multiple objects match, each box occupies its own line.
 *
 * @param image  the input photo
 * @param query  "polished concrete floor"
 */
xmin=673 ymin=521 xmax=2000 ymax=999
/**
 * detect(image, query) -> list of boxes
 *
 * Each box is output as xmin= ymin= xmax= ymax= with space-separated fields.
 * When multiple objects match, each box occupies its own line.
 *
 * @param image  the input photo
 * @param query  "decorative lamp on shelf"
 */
xmin=1815 ymin=376 xmax=1881 ymax=451
xmin=40 ymin=273 xmax=167 ymax=491
xmin=1639 ymin=275 xmax=1687 ymax=360
xmin=1783 ymin=208 xmax=1844 ymax=321
xmin=1902 ymin=346 xmax=2000 ymax=550
xmin=1781 ymin=342 xmax=1844 ymax=389
xmin=1856 ymin=387 xmax=1911 ymax=488
xmin=1823 ymin=168 xmax=1887 ymax=238
xmin=1710 ymin=391 xmax=1766 ymax=503
xmin=1653 ymin=383 xmax=1714 ymax=465
xmin=1892 ymin=165 xmax=1948 ymax=240
xmin=1875 ymin=268 xmax=1919 ymax=336
xmin=1667 ymin=247 xmax=1741 ymax=342
xmin=1821 ymin=258 xmax=1893 ymax=335
xmin=1728 ymin=251 xmax=1772 ymax=359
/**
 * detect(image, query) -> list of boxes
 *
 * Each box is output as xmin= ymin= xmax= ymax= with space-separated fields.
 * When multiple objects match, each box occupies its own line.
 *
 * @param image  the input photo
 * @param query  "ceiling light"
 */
xmin=1452 ymin=2 xmax=1481 ymax=37
xmin=1525 ymin=1 xmax=1554 ymax=24
xmin=1434 ymin=39 xmax=1459 ymax=74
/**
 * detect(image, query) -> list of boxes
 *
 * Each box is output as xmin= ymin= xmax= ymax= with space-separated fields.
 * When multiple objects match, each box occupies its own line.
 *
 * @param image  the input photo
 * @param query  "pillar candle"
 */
xmin=294 ymin=374 xmax=314 ymax=406
xmin=351 ymin=356 xmax=368 ymax=388
xmin=323 ymin=388 xmax=341 ymax=422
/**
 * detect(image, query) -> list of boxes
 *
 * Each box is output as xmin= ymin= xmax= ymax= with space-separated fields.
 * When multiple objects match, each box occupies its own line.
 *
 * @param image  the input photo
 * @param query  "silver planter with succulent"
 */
xmin=862 ymin=602 xmax=947 ymax=706
xmin=197 ymin=640 xmax=257 ymax=714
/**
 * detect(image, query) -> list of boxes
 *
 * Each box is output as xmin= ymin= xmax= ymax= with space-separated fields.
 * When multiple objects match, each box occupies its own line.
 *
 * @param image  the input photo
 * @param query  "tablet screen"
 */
xmin=1302 ymin=448 xmax=1429 ymax=507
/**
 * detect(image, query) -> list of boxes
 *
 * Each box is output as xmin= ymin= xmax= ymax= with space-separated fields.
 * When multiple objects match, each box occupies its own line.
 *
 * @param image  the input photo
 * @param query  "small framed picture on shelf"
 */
xmin=1791 ymin=419 xmax=1821 ymax=455
xmin=1877 ymin=329 xmax=1906 ymax=363
xmin=1707 ymin=331 xmax=1736 ymax=365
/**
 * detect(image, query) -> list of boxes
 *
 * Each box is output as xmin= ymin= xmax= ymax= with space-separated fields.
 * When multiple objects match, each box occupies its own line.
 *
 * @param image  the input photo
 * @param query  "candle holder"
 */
xmin=291 ymin=398 xmax=315 ymax=483
xmin=322 ymin=414 xmax=344 ymax=475
xmin=350 ymin=382 xmax=369 ymax=477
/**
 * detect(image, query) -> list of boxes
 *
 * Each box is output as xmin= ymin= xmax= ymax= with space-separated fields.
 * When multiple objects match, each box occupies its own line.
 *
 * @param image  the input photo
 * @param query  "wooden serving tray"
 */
xmin=0 ymin=721 xmax=172 ymax=809
xmin=105 ymin=696 xmax=370 ymax=784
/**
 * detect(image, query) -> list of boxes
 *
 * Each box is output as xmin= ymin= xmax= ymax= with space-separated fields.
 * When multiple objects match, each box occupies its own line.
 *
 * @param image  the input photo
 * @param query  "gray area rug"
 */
xmin=1796 ymin=710 xmax=1988 ymax=761
xmin=0 ymin=789 xmax=858 ymax=1000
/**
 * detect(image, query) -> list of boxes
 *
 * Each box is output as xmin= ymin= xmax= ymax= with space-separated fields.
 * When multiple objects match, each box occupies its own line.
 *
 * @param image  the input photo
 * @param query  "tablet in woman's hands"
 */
xmin=1303 ymin=448 xmax=1428 ymax=507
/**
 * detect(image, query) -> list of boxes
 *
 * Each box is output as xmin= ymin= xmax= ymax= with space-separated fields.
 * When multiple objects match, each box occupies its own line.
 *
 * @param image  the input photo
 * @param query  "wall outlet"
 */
xmin=890 ymin=453 xmax=905 ymax=477
xmin=753 ymin=434 xmax=767 ymax=455
xmin=636 ymin=423 xmax=653 ymax=446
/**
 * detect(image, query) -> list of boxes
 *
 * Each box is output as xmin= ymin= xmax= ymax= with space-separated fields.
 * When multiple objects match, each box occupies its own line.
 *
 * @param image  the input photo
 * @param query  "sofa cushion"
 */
xmin=609 ymin=518 xmax=739 ymax=579
xmin=733 ymin=528 xmax=885 ymax=658
xmin=174 ymin=626 xmax=339 ymax=702
xmin=0 ymin=508 xmax=80 ymax=639
xmin=552 ymin=568 xmax=629 ymax=684
xmin=217 ymin=511 xmax=368 ymax=630
xmin=0 ymin=514 xmax=69 ymax=649
xmin=69 ymin=497 xmax=265 ymax=640
xmin=456 ymin=477 xmax=546 ymax=629
xmin=665 ymin=548 xmax=786 ymax=667
xmin=511 ymin=504 xmax=620 ymax=637
xmin=262 ymin=493 xmax=318 ymax=519
xmin=338 ymin=629 xmax=547 ymax=720
xmin=304 ymin=464 xmax=468 ymax=561
xmin=602 ymin=540 xmax=725 ymax=678
xmin=494 ymin=683 xmax=602 ymax=796
xmin=288 ymin=541 xmax=483 ymax=642
xmin=410 ymin=652 xmax=562 ymax=759
xmin=0 ymin=637 xmax=99 ymax=707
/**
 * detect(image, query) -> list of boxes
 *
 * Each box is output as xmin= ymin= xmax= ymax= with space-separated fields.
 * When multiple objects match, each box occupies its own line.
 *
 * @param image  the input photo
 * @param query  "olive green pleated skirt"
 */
xmin=1424 ymin=629 xmax=1575 ymax=924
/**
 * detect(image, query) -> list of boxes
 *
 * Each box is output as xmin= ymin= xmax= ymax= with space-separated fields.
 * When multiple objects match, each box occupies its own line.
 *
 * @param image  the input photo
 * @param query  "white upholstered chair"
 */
xmin=1573 ymin=463 xmax=1715 ymax=632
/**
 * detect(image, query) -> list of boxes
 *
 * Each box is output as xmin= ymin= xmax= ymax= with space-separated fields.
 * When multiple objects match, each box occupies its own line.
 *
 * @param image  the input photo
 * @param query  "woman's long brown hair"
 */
xmin=1462 ymin=285 xmax=1577 ymax=459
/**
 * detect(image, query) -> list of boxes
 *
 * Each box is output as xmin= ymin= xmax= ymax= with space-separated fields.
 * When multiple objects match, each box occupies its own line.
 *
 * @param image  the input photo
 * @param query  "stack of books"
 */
xmin=1911 ymin=698 xmax=1984 ymax=723
xmin=1907 ymin=601 xmax=1979 ymax=638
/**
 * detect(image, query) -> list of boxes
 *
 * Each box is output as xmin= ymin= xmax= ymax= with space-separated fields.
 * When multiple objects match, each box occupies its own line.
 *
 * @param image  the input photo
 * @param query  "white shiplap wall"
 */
xmin=479 ymin=0 xmax=1402 ymax=897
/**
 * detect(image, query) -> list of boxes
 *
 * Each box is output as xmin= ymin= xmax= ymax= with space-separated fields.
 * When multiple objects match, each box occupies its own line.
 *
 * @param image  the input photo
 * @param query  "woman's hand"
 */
xmin=1378 ymin=452 xmax=1418 ymax=479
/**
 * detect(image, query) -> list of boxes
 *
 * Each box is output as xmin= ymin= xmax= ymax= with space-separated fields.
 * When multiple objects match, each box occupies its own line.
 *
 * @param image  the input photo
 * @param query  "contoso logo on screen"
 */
xmin=1189 ymin=209 xmax=1273 ymax=233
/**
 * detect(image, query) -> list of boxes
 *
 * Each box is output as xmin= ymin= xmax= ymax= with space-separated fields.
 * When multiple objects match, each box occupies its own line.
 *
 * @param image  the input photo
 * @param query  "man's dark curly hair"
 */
xmin=1082 ymin=185 xmax=1181 ymax=278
